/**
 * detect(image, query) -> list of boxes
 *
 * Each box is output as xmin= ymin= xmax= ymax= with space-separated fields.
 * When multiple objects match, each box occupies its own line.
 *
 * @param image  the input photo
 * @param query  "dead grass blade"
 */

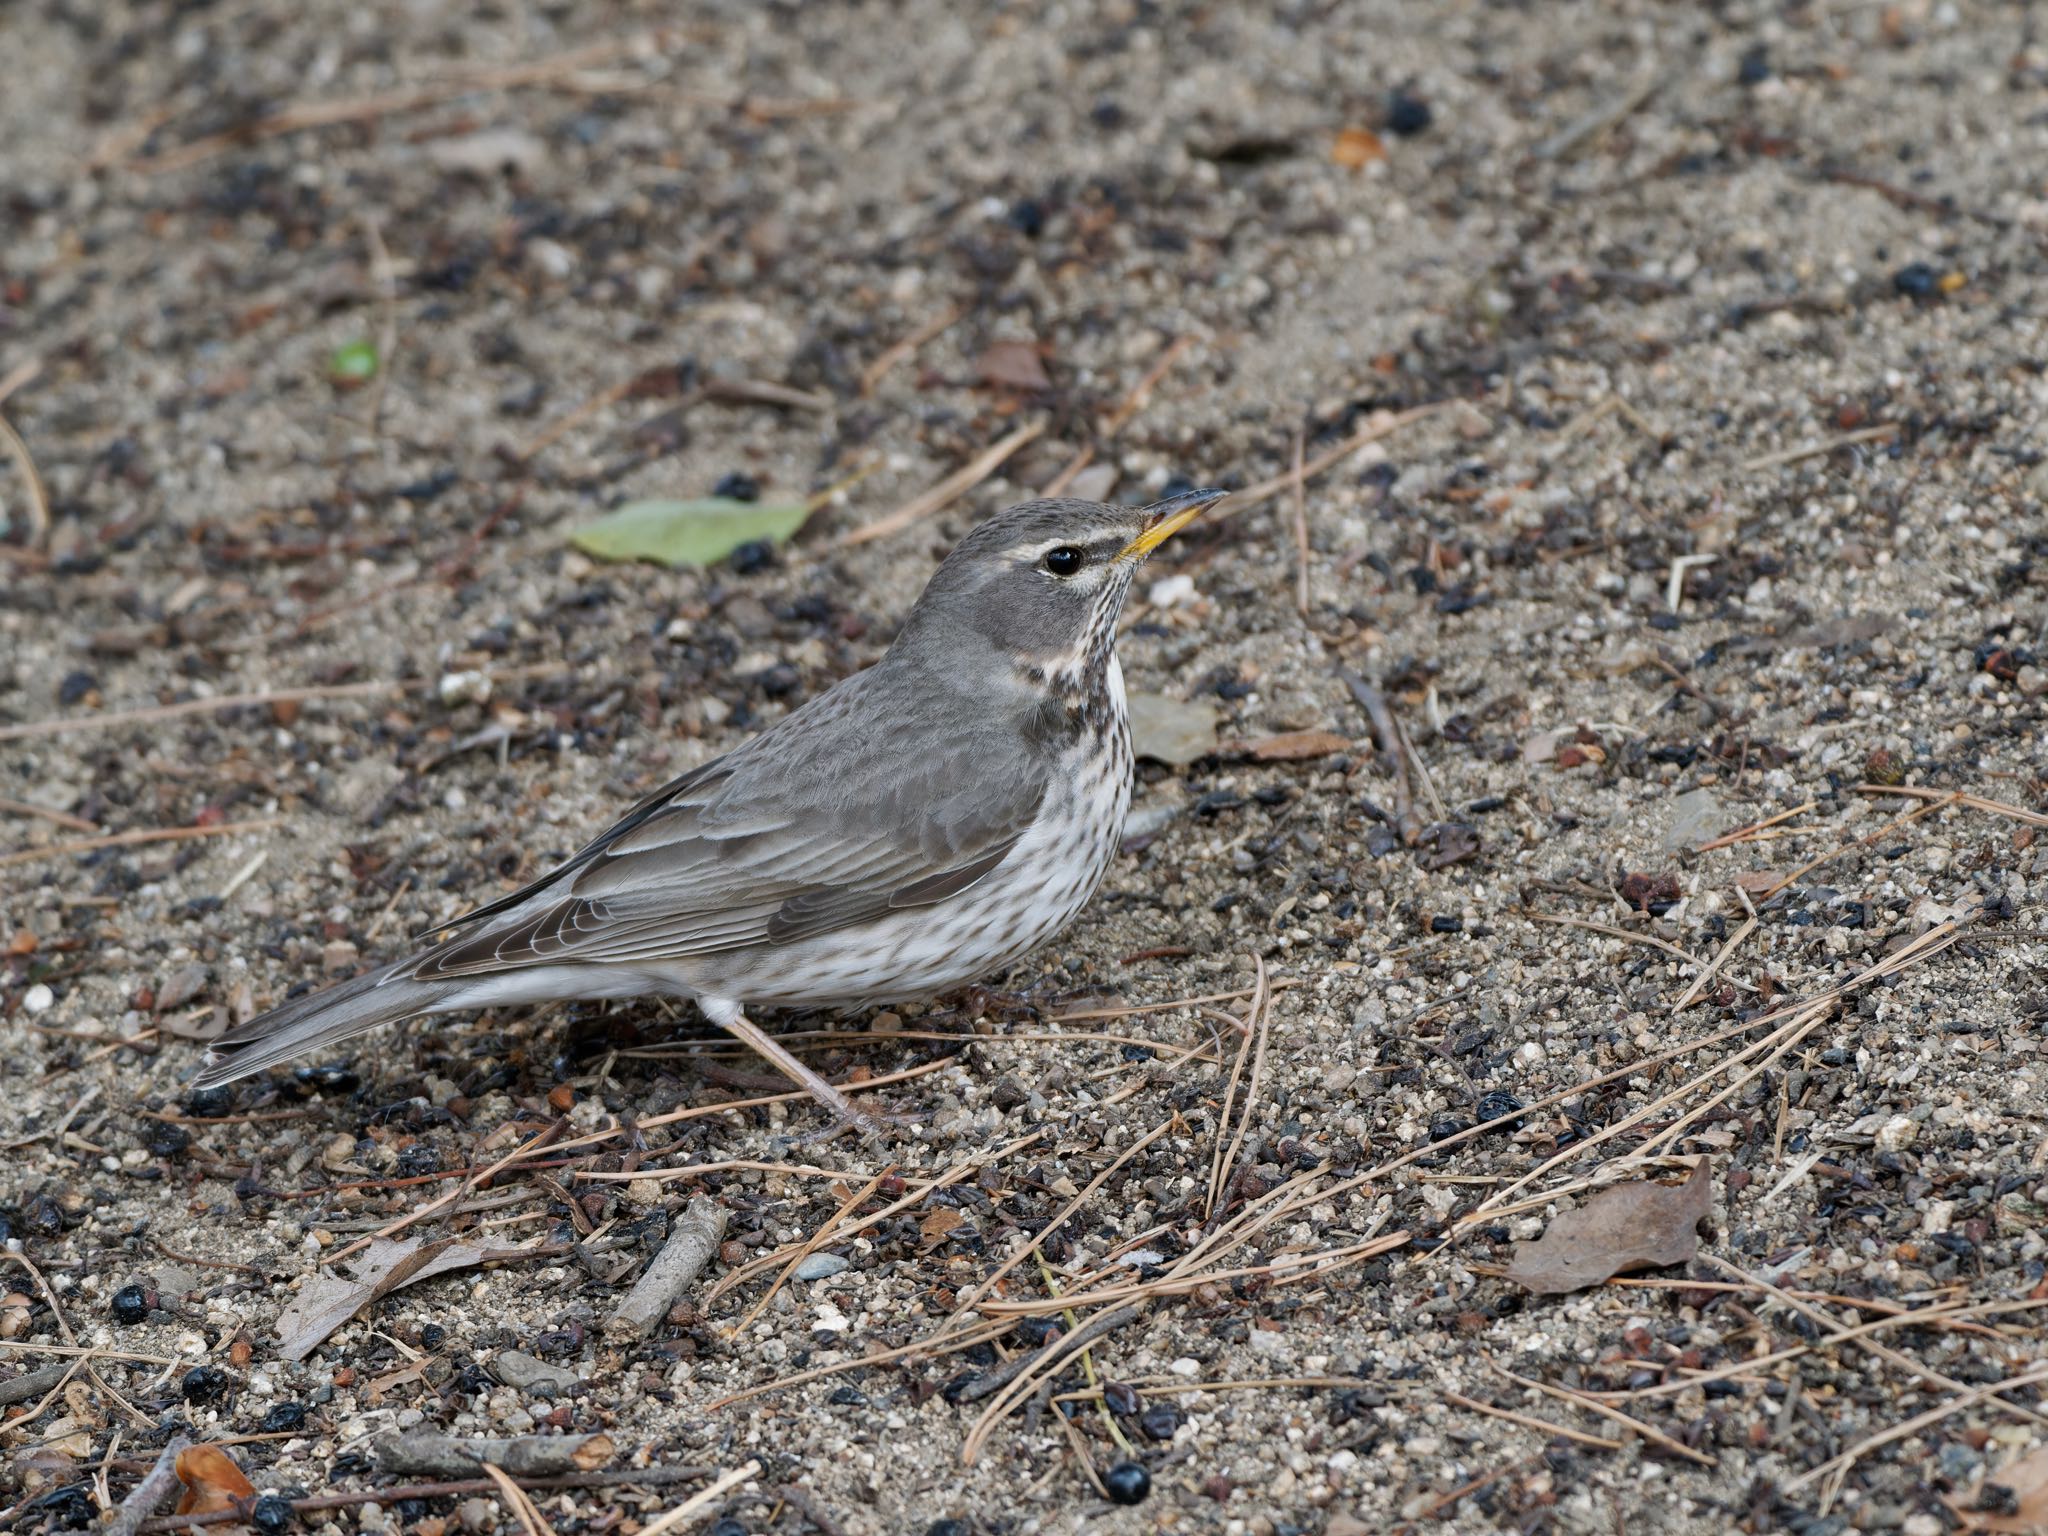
xmin=0 ymin=411 xmax=49 ymax=551
xmin=840 ymin=422 xmax=1044 ymax=546
xmin=1223 ymin=402 xmax=1449 ymax=516
xmin=1853 ymin=782 xmax=2048 ymax=828
xmin=1 ymin=817 xmax=281 ymax=870
xmin=1493 ymin=1366 xmax=1715 ymax=1467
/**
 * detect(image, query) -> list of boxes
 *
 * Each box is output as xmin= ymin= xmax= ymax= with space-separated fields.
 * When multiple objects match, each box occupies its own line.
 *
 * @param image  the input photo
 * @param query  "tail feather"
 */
xmin=191 ymin=962 xmax=455 ymax=1087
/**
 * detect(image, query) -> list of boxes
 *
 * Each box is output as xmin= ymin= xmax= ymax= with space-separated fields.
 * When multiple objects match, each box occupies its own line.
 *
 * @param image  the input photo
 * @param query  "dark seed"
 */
xmin=145 ymin=1120 xmax=192 ymax=1157
xmin=1737 ymin=44 xmax=1771 ymax=84
xmin=1102 ymin=1459 xmax=1152 ymax=1505
xmin=250 ymin=1494 xmax=296 ymax=1534
xmin=708 ymin=1521 xmax=748 ymax=1536
xmin=181 ymin=1365 xmax=229 ymax=1403
xmin=1892 ymin=261 xmax=1939 ymax=298
xmin=1103 ymin=1380 xmax=1140 ymax=1416
xmin=1475 ymin=1090 xmax=1525 ymax=1129
xmin=828 ymin=1385 xmax=868 ymax=1406
xmin=1139 ymin=1405 xmax=1180 ymax=1440
xmin=1429 ymin=1117 xmax=1471 ymax=1143
xmin=111 ymin=1284 xmax=151 ymax=1325
xmin=713 ymin=472 xmax=760 ymax=501
xmin=1007 ymin=199 xmax=1045 ymax=236
xmin=58 ymin=670 xmax=97 ymax=706
xmin=925 ymin=1523 xmax=971 ymax=1536
xmin=260 ymin=1401 xmax=308 ymax=1433
xmin=1386 ymin=90 xmax=1433 ymax=136
xmin=727 ymin=538 xmax=776 ymax=575
xmin=182 ymin=1085 xmax=233 ymax=1118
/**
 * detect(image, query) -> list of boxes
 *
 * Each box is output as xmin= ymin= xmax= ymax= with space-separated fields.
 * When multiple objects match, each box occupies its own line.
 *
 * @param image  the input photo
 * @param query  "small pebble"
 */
xmin=22 ymin=984 xmax=53 ymax=1014
xmin=793 ymin=1253 xmax=850 ymax=1282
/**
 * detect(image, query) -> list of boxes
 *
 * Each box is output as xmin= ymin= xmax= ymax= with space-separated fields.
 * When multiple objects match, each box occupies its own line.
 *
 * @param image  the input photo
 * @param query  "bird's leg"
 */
xmin=702 ymin=1001 xmax=900 ymax=1139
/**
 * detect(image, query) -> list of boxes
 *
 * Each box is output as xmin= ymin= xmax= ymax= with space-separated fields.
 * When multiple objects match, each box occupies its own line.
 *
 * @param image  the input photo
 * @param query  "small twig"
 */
xmin=1290 ymin=430 xmax=1310 ymax=617
xmin=0 ymin=663 xmax=564 ymax=744
xmin=0 ymin=358 xmax=41 ymax=408
xmin=1693 ymin=800 xmax=1817 ymax=852
xmin=1209 ymin=958 xmax=1272 ymax=1222
xmin=1100 ymin=333 xmax=1194 ymax=438
xmin=961 ymin=1306 xmax=1144 ymax=1463
xmin=607 ymin=1196 xmax=729 ymax=1339
xmin=858 ymin=305 xmax=962 ymax=396
xmin=1531 ymin=67 xmax=1661 ymax=160
xmin=106 ymin=1436 xmax=191 ymax=1536
xmin=1852 ymin=781 xmax=2048 ymax=829
xmin=840 ymin=421 xmax=1044 ymax=546
xmin=1494 ymin=1366 xmax=1714 ymax=1466
xmin=376 ymin=1431 xmax=615 ymax=1479
xmin=125 ymin=32 xmax=679 ymax=174
xmin=135 ymin=1466 xmax=719 ymax=1533
xmin=0 ymin=818 xmax=281 ymax=871
xmin=1739 ymin=422 xmax=1898 ymax=472
xmin=0 ymin=411 xmax=50 ymax=551
xmin=636 ymin=1460 xmax=761 ymax=1536
xmin=0 ymin=795 xmax=96 ymax=833
xmin=1444 ymin=1392 xmax=1622 ymax=1451
xmin=360 ymin=213 xmax=399 ymax=441
xmin=773 ymin=1484 xmax=849 ymax=1536
xmin=0 ymin=1363 xmax=73 ymax=1407
xmin=482 ymin=1463 xmax=559 ymax=1536
xmin=1224 ymin=401 xmax=1447 ymax=516
xmin=1339 ymin=670 xmax=1422 ymax=844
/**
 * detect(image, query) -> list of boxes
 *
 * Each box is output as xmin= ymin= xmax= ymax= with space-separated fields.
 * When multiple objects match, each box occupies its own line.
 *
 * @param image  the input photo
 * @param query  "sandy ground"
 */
xmin=5 ymin=0 xmax=2048 ymax=1532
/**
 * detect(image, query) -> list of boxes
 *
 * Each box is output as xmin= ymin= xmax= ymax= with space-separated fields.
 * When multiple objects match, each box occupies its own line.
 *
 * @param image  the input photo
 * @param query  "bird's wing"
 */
xmin=401 ymin=672 xmax=1053 ymax=981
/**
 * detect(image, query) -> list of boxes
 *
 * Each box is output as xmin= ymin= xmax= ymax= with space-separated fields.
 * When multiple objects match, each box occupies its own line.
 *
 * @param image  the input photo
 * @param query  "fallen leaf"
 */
xmin=919 ymin=1207 xmax=965 ymax=1248
xmin=1229 ymin=729 xmax=1352 ymax=761
xmin=976 ymin=340 xmax=1052 ymax=392
xmin=175 ymin=1443 xmax=256 ymax=1515
xmin=275 ymin=1236 xmax=542 ymax=1362
xmin=1330 ymin=127 xmax=1386 ymax=168
xmin=1617 ymin=871 xmax=1680 ymax=911
xmin=1733 ymin=870 xmax=1785 ymax=896
xmin=1948 ymin=1443 xmax=2048 ymax=1532
xmin=568 ymin=497 xmax=811 ymax=569
xmin=1128 ymin=692 xmax=1219 ymax=766
xmin=1505 ymin=1160 xmax=1714 ymax=1295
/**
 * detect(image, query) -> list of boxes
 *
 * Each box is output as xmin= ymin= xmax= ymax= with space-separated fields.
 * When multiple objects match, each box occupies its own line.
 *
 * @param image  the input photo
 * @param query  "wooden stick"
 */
xmin=607 ymin=1197 xmax=729 ymax=1339
xmin=636 ymin=1461 xmax=760 ymax=1536
xmin=0 ymin=795 xmax=96 ymax=833
xmin=1290 ymin=430 xmax=1310 ymax=616
xmin=0 ymin=663 xmax=562 ymax=744
xmin=105 ymin=1435 xmax=189 ymax=1536
xmin=1740 ymin=422 xmax=1898 ymax=472
xmin=839 ymin=421 xmax=1043 ymax=546
xmin=1223 ymin=401 xmax=1446 ymax=516
xmin=1694 ymin=799 xmax=1817 ymax=851
xmin=1444 ymin=1391 xmax=1623 ymax=1451
xmin=1 ymin=818 xmax=280 ymax=871
xmin=1494 ymin=1366 xmax=1715 ymax=1466
xmin=858 ymin=305 xmax=962 ymax=396
xmin=0 ymin=411 xmax=49 ymax=551
xmin=126 ymin=33 xmax=676 ymax=174
xmin=1853 ymin=781 xmax=2048 ymax=828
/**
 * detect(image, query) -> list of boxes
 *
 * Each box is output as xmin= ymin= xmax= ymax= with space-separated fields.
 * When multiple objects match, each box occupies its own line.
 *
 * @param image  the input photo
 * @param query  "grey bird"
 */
xmin=192 ymin=488 xmax=1228 ymax=1129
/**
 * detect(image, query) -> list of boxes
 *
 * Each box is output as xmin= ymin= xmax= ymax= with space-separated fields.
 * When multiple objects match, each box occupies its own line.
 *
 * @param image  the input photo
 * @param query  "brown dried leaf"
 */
xmin=1232 ymin=729 xmax=1352 ymax=761
xmin=976 ymin=340 xmax=1052 ymax=392
xmin=275 ymin=1236 xmax=537 ymax=1362
xmin=1505 ymin=1161 xmax=1714 ymax=1295
xmin=1947 ymin=1444 xmax=2048 ymax=1533
xmin=919 ymin=1207 xmax=965 ymax=1249
xmin=175 ymin=1442 xmax=257 ymax=1515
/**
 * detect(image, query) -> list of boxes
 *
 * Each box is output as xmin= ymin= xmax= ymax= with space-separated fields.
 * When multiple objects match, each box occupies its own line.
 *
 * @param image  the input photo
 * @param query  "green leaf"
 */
xmin=328 ymin=339 xmax=380 ymax=384
xmin=568 ymin=497 xmax=812 ymax=568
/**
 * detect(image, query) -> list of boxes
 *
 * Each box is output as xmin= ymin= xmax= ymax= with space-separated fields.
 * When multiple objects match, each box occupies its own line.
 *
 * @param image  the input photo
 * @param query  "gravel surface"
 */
xmin=5 ymin=2 xmax=2048 ymax=1533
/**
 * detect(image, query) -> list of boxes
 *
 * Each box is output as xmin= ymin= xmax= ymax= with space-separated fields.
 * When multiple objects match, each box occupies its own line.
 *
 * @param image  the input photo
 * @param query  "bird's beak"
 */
xmin=1117 ymin=486 xmax=1230 ymax=561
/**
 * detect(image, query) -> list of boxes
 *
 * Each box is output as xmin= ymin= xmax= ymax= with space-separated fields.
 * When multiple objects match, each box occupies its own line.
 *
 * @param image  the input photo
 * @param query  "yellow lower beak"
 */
xmin=1117 ymin=487 xmax=1230 ymax=561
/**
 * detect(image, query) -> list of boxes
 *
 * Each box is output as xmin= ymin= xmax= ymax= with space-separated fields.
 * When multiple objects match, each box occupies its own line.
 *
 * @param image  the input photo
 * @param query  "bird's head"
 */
xmin=890 ymin=488 xmax=1228 ymax=688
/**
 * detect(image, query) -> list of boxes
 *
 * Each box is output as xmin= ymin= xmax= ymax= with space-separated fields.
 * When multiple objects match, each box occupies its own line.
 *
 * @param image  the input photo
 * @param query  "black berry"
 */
xmin=713 ymin=472 xmax=760 ymax=502
xmin=260 ymin=1401 xmax=307 ymax=1433
xmin=110 ymin=1284 xmax=151 ymax=1325
xmin=1386 ymin=90 xmax=1433 ymax=136
xmin=1102 ymin=1460 xmax=1152 ymax=1505
xmin=181 ymin=1365 xmax=228 ymax=1403
xmin=250 ymin=1495 xmax=296 ymax=1534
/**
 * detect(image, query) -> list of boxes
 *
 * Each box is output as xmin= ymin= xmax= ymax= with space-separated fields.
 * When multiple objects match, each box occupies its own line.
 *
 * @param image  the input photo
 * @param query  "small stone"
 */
xmin=1875 ymin=1114 xmax=1917 ymax=1153
xmin=793 ymin=1253 xmax=850 ymax=1282
xmin=491 ymin=1350 xmax=582 ymax=1396
xmin=2017 ymin=664 xmax=2048 ymax=698
xmin=156 ymin=962 xmax=210 ymax=1011
xmin=1148 ymin=573 xmax=1196 ymax=608
xmin=437 ymin=670 xmax=493 ymax=706
xmin=21 ymin=984 xmax=54 ymax=1015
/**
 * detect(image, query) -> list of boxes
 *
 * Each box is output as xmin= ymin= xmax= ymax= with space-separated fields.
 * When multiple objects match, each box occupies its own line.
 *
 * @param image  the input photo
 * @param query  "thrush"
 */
xmin=192 ymin=487 xmax=1228 ymax=1129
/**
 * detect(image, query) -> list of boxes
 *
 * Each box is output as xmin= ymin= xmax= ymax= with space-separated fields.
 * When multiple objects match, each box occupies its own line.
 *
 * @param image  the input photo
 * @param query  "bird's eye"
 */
xmin=1043 ymin=546 xmax=1084 ymax=576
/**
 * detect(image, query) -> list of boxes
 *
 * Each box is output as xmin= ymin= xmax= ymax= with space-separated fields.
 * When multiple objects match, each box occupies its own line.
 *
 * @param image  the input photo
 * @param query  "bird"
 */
xmin=190 ymin=486 xmax=1228 ymax=1132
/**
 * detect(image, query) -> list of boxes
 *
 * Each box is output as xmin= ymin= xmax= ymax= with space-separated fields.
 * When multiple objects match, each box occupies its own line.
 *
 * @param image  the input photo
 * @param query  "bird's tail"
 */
xmin=190 ymin=962 xmax=457 ymax=1087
